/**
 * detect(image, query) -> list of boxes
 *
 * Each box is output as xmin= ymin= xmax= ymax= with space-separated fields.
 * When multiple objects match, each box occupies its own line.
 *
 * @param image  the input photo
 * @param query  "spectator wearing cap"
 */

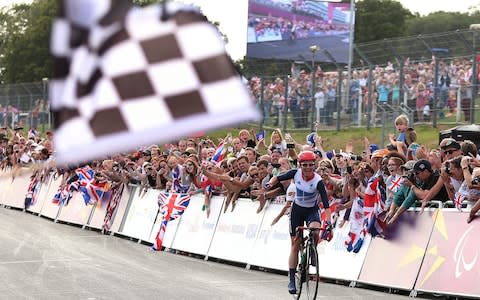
xmin=398 ymin=159 xmax=449 ymax=216
xmin=370 ymin=149 xmax=389 ymax=180
xmin=440 ymin=138 xmax=462 ymax=161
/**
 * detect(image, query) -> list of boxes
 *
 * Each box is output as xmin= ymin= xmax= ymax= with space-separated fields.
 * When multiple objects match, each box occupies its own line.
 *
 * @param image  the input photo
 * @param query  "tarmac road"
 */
xmin=0 ymin=207 xmax=412 ymax=300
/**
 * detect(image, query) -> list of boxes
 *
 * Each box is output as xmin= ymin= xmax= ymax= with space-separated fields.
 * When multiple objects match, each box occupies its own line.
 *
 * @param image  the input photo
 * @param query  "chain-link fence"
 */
xmin=247 ymin=29 xmax=480 ymax=145
xmin=0 ymin=81 xmax=51 ymax=131
xmin=2 ymin=30 xmax=479 ymax=141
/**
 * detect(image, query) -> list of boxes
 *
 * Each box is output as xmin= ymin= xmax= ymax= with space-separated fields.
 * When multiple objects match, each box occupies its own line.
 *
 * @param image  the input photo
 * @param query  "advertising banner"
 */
xmin=247 ymin=203 xmax=290 ymax=271
xmin=121 ymin=188 xmax=159 ymax=241
xmin=27 ymin=175 xmax=52 ymax=214
xmin=246 ymin=0 xmax=352 ymax=63
xmin=2 ymin=169 xmax=32 ymax=208
xmin=207 ymin=198 xmax=265 ymax=264
xmin=317 ymin=217 xmax=371 ymax=281
xmin=85 ymin=189 xmax=114 ymax=230
xmin=39 ymin=176 xmax=62 ymax=220
xmin=415 ymin=210 xmax=480 ymax=298
xmin=56 ymin=192 xmax=94 ymax=226
xmin=170 ymin=194 xmax=223 ymax=256
xmin=358 ymin=210 xmax=436 ymax=290
xmin=0 ymin=173 xmax=12 ymax=205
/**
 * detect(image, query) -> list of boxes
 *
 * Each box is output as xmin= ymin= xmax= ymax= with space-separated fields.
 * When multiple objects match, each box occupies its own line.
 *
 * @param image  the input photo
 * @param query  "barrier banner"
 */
xmin=358 ymin=210 xmax=436 ymax=290
xmin=415 ymin=210 xmax=480 ymax=298
xmin=39 ymin=176 xmax=62 ymax=219
xmin=0 ymin=172 xmax=11 ymax=205
xmin=85 ymin=188 xmax=117 ymax=230
xmin=247 ymin=202 xmax=290 ymax=271
xmin=121 ymin=188 xmax=159 ymax=241
xmin=1 ymin=169 xmax=32 ymax=208
xmin=56 ymin=192 xmax=95 ymax=226
xmin=317 ymin=215 xmax=372 ymax=281
xmin=207 ymin=198 xmax=264 ymax=263
xmin=170 ymin=194 xmax=223 ymax=255
xmin=110 ymin=185 xmax=135 ymax=234
xmin=27 ymin=175 xmax=52 ymax=214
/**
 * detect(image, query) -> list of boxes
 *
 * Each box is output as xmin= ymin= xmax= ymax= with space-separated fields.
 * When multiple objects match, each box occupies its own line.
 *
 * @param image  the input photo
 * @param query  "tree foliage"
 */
xmin=0 ymin=0 xmax=57 ymax=83
xmin=354 ymin=0 xmax=413 ymax=43
xmin=405 ymin=11 xmax=480 ymax=35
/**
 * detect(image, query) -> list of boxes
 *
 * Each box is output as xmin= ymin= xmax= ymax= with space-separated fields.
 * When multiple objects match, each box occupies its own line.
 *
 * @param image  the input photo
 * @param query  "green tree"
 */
xmin=354 ymin=0 xmax=413 ymax=43
xmin=0 ymin=1 xmax=55 ymax=83
xmin=405 ymin=11 xmax=480 ymax=35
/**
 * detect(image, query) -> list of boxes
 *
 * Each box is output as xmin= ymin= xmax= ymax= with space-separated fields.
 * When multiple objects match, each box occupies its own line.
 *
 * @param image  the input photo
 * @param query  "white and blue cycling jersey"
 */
xmin=277 ymin=169 xmax=329 ymax=209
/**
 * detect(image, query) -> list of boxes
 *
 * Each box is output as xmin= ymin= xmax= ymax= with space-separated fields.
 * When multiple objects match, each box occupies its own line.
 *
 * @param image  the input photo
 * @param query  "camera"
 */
xmin=402 ymin=170 xmax=415 ymax=183
xmin=287 ymin=143 xmax=295 ymax=149
xmin=443 ymin=161 xmax=451 ymax=175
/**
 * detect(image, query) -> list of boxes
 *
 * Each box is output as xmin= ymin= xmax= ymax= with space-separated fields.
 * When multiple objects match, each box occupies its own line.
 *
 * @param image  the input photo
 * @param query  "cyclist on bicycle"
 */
xmin=265 ymin=150 xmax=332 ymax=294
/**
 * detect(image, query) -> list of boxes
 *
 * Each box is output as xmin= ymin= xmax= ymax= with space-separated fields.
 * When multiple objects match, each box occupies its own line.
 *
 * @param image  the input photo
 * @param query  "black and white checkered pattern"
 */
xmin=50 ymin=0 xmax=259 ymax=164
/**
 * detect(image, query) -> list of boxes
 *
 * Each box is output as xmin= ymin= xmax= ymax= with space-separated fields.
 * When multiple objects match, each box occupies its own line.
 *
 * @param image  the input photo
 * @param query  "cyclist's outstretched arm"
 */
xmin=317 ymin=180 xmax=331 ymax=221
xmin=268 ymin=169 xmax=297 ymax=187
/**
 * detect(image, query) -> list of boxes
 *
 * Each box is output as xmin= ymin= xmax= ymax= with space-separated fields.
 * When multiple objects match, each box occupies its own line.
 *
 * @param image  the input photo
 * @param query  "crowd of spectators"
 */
xmin=250 ymin=57 xmax=478 ymax=128
xmin=248 ymin=14 xmax=348 ymax=43
xmin=2 ymin=116 xmax=479 ymax=229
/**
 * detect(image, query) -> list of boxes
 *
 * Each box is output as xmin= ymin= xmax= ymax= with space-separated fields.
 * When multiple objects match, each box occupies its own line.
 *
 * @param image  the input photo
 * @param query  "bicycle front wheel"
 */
xmin=304 ymin=243 xmax=319 ymax=299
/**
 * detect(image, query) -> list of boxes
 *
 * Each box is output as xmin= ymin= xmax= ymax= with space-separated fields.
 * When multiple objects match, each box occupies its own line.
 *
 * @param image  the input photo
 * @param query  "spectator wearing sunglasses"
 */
xmin=440 ymin=138 xmax=462 ymax=161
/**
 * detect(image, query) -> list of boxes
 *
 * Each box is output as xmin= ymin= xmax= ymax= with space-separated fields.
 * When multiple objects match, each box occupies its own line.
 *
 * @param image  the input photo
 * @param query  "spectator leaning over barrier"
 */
xmin=385 ymin=157 xmax=404 ymax=210
xmin=420 ymin=156 xmax=465 ymax=211
xmin=440 ymin=138 xmax=462 ymax=162
xmin=264 ymin=150 xmax=331 ymax=295
xmin=390 ymin=159 xmax=449 ymax=224
xmin=386 ymin=160 xmax=416 ymax=225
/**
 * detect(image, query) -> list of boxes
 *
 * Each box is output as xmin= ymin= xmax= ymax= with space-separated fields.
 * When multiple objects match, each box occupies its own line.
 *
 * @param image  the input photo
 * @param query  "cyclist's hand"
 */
xmin=321 ymin=221 xmax=333 ymax=242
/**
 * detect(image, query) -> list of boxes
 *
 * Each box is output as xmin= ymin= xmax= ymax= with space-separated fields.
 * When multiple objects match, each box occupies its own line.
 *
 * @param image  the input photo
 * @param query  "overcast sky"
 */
xmin=3 ymin=0 xmax=480 ymax=60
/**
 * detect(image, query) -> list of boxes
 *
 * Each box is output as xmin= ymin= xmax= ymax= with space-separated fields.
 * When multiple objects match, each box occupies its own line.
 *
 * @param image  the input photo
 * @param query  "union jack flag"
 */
xmin=211 ymin=141 xmax=225 ymax=164
xmin=52 ymin=182 xmax=79 ymax=206
xmin=387 ymin=175 xmax=403 ymax=193
xmin=76 ymin=166 xmax=109 ymax=205
xmin=152 ymin=192 xmax=191 ymax=251
xmin=345 ymin=196 xmax=365 ymax=253
xmin=454 ymin=192 xmax=464 ymax=212
xmin=102 ymin=184 xmax=124 ymax=232
xmin=25 ymin=176 xmax=41 ymax=209
xmin=363 ymin=176 xmax=386 ymax=237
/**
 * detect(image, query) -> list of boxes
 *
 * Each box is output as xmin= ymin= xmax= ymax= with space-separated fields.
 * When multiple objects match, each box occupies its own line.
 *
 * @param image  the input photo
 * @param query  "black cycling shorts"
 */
xmin=289 ymin=202 xmax=320 ymax=236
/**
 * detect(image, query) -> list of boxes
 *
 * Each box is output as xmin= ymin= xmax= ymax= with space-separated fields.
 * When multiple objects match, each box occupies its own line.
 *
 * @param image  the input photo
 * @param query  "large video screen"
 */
xmin=246 ymin=0 xmax=353 ymax=64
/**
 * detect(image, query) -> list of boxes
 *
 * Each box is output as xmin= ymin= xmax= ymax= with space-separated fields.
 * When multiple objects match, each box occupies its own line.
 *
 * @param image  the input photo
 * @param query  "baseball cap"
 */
xmin=369 ymin=144 xmax=379 ymax=153
xmin=413 ymin=159 xmax=432 ymax=173
xmin=306 ymin=132 xmax=316 ymax=146
xmin=371 ymin=149 xmax=389 ymax=159
xmin=400 ymin=160 xmax=417 ymax=170
xmin=440 ymin=138 xmax=460 ymax=150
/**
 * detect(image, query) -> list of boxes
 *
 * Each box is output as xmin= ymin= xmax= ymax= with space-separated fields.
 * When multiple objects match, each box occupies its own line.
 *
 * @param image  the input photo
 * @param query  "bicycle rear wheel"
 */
xmin=304 ymin=243 xmax=319 ymax=299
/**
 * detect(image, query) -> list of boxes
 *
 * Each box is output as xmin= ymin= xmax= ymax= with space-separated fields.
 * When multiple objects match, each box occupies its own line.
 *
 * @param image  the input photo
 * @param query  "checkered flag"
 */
xmin=50 ymin=0 xmax=259 ymax=164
